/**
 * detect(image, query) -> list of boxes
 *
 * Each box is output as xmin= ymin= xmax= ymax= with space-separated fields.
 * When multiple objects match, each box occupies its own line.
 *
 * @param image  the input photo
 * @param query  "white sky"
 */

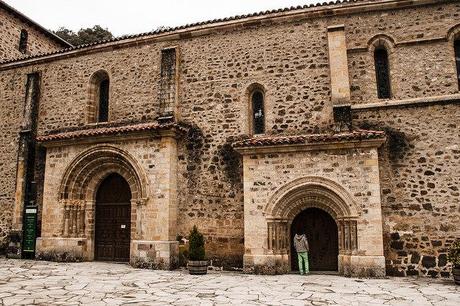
xmin=5 ymin=0 xmax=321 ymax=37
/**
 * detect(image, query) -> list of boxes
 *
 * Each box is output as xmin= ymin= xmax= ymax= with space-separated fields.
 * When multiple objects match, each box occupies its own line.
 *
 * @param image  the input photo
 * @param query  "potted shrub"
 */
xmin=187 ymin=225 xmax=207 ymax=275
xmin=448 ymin=240 xmax=460 ymax=285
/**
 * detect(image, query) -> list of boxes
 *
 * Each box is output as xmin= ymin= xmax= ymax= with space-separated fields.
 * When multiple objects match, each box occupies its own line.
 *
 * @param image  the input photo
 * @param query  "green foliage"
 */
xmin=54 ymin=25 xmax=114 ymax=46
xmin=188 ymin=225 xmax=205 ymax=261
xmin=448 ymin=240 xmax=460 ymax=268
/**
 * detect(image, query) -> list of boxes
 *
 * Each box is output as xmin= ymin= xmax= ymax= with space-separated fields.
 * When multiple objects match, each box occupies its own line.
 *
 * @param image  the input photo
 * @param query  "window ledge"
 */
xmin=351 ymin=93 xmax=460 ymax=111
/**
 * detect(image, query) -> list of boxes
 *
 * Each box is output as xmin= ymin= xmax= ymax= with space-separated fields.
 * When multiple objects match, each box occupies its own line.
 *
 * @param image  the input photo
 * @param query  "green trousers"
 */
xmin=297 ymin=252 xmax=309 ymax=274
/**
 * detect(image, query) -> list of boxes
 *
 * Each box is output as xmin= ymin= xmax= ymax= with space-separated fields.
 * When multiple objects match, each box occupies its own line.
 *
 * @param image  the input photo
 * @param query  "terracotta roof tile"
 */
xmin=36 ymin=122 xmax=186 ymax=142
xmin=232 ymin=130 xmax=385 ymax=148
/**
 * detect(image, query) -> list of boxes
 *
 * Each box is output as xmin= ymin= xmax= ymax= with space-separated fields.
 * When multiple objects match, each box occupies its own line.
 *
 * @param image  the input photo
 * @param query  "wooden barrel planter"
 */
xmin=453 ymin=267 xmax=460 ymax=285
xmin=188 ymin=260 xmax=208 ymax=275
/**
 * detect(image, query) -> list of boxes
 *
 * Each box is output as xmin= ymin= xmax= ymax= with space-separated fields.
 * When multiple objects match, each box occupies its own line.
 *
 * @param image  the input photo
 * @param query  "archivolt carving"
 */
xmin=265 ymin=176 xmax=360 ymax=255
xmin=59 ymin=145 xmax=148 ymax=201
xmin=58 ymin=145 xmax=148 ymax=237
xmin=265 ymin=176 xmax=359 ymax=220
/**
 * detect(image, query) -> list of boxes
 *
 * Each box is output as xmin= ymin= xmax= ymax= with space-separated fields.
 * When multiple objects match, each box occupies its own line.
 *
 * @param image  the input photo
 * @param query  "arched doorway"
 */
xmin=290 ymin=207 xmax=338 ymax=272
xmin=95 ymin=173 xmax=132 ymax=261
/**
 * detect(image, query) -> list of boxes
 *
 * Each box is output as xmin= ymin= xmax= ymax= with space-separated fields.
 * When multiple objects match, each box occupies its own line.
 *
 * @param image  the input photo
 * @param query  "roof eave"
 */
xmin=0 ymin=0 xmax=450 ymax=69
xmin=233 ymin=137 xmax=386 ymax=155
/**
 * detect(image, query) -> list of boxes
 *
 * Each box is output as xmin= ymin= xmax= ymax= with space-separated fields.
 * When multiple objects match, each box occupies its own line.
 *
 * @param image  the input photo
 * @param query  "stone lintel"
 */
xmin=234 ymin=138 xmax=386 ymax=155
xmin=351 ymin=93 xmax=460 ymax=111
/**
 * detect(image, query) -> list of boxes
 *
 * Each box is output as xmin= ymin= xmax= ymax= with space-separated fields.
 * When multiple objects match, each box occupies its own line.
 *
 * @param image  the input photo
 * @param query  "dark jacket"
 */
xmin=293 ymin=234 xmax=309 ymax=252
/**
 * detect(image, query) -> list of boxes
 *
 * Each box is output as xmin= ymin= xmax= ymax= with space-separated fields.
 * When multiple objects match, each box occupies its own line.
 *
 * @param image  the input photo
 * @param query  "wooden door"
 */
xmin=95 ymin=173 xmax=131 ymax=262
xmin=291 ymin=208 xmax=338 ymax=271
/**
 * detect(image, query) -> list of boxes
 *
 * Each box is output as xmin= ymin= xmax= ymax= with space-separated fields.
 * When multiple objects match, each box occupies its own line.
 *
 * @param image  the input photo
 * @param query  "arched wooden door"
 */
xmin=290 ymin=208 xmax=338 ymax=271
xmin=95 ymin=173 xmax=131 ymax=261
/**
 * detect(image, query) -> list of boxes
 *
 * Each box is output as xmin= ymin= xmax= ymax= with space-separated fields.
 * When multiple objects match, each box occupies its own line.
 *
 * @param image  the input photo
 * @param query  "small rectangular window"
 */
xmin=19 ymin=29 xmax=28 ymax=54
xmin=98 ymin=79 xmax=110 ymax=122
xmin=159 ymin=48 xmax=177 ymax=117
xmin=455 ymin=40 xmax=460 ymax=91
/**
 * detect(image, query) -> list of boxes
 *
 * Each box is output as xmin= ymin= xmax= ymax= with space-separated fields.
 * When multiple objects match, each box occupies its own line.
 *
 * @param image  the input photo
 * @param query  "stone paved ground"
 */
xmin=0 ymin=259 xmax=459 ymax=305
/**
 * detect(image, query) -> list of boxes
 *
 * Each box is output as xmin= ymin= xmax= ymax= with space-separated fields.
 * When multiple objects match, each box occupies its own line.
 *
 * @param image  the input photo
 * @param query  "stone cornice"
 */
xmin=347 ymin=36 xmax=448 ymax=53
xmin=0 ymin=0 xmax=453 ymax=70
xmin=351 ymin=93 xmax=460 ymax=111
xmin=37 ymin=122 xmax=186 ymax=148
xmin=234 ymin=138 xmax=385 ymax=155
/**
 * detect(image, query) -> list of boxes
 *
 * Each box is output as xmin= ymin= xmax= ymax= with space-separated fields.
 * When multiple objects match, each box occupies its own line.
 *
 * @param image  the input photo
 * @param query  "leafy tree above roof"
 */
xmin=54 ymin=25 xmax=113 ymax=46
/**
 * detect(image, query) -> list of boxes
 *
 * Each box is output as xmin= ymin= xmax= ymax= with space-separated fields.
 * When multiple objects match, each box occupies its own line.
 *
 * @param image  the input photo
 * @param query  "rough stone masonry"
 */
xmin=0 ymin=0 xmax=459 ymax=278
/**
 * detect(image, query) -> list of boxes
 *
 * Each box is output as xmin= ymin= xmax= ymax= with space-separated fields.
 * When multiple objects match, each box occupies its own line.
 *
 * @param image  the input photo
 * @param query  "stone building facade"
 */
xmin=0 ymin=0 xmax=71 ymax=61
xmin=0 ymin=0 xmax=459 ymax=277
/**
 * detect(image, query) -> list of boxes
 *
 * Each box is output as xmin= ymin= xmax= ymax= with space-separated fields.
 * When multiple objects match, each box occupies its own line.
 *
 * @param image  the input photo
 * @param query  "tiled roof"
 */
xmin=0 ymin=0 xmax=72 ymax=48
xmin=36 ymin=122 xmax=186 ymax=142
xmin=1 ymin=0 xmax=375 ymax=65
xmin=232 ymin=130 xmax=386 ymax=148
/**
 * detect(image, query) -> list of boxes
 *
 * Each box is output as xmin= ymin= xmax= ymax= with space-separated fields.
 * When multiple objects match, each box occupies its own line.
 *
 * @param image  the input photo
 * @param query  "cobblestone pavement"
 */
xmin=0 ymin=259 xmax=459 ymax=305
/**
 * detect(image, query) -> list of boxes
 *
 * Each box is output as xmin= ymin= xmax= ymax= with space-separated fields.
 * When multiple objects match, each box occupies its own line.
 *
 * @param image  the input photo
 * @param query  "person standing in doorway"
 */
xmin=294 ymin=231 xmax=310 ymax=275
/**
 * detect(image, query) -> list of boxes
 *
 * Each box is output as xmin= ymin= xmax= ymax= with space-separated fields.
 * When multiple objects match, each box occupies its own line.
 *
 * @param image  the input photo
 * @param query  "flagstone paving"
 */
xmin=0 ymin=258 xmax=459 ymax=305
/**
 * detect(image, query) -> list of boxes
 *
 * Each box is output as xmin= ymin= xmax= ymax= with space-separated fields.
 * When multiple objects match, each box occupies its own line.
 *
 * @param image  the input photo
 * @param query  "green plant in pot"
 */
xmin=187 ymin=225 xmax=207 ymax=275
xmin=448 ymin=240 xmax=460 ymax=285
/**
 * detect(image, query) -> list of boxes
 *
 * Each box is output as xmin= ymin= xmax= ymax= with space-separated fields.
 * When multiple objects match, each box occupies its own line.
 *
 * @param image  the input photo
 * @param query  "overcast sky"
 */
xmin=5 ymin=0 xmax=321 ymax=37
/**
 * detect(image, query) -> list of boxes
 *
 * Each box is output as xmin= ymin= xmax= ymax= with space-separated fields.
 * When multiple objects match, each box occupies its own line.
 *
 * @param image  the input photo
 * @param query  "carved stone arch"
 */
xmin=245 ymin=82 xmax=266 ymax=96
xmin=265 ymin=177 xmax=359 ymax=257
xmin=367 ymin=34 xmax=395 ymax=54
xmin=58 ymin=145 xmax=148 ymax=238
xmin=447 ymin=24 xmax=460 ymax=41
xmin=60 ymin=145 xmax=147 ymax=201
xmin=265 ymin=176 xmax=359 ymax=220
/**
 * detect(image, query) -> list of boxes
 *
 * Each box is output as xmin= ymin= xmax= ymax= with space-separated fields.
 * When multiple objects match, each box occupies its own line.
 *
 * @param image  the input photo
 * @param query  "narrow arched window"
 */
xmin=374 ymin=48 xmax=391 ymax=99
xmin=251 ymin=90 xmax=265 ymax=135
xmin=455 ymin=39 xmax=460 ymax=90
xmin=88 ymin=70 xmax=110 ymax=123
xmin=19 ymin=29 xmax=28 ymax=54
xmin=98 ymin=79 xmax=109 ymax=122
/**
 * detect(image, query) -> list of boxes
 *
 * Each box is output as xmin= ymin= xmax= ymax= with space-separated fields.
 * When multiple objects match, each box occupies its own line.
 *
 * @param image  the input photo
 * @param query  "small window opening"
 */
xmin=159 ymin=48 xmax=177 ymax=117
xmin=374 ymin=48 xmax=391 ymax=99
xmin=252 ymin=90 xmax=265 ymax=135
xmin=98 ymin=79 xmax=109 ymax=122
xmin=87 ymin=70 xmax=110 ymax=123
xmin=19 ymin=29 xmax=28 ymax=54
xmin=455 ymin=40 xmax=460 ymax=91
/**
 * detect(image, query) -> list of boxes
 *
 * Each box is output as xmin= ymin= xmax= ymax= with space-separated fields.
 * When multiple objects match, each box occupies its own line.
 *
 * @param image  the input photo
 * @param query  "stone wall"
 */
xmin=0 ymin=0 xmax=458 ymax=274
xmin=0 ymin=69 xmax=26 ymax=246
xmin=0 ymin=7 xmax=65 ymax=61
xmin=353 ymin=102 xmax=460 ymax=277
